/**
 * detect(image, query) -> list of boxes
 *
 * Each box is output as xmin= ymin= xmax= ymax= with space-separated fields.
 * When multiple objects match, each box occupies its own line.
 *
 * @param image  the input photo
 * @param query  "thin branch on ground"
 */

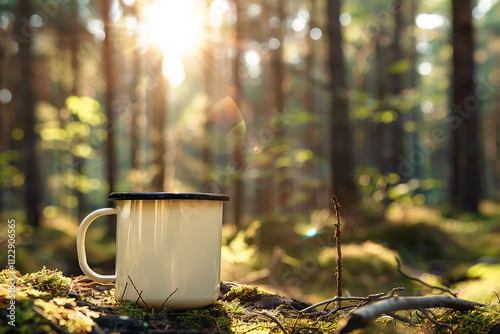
xmin=120 ymin=282 xmax=128 ymax=301
xmin=301 ymin=287 xmax=405 ymax=314
xmin=159 ymin=287 xmax=179 ymax=309
xmin=127 ymin=275 xmax=153 ymax=310
xmin=336 ymin=295 xmax=485 ymax=334
xmin=257 ymin=311 xmax=287 ymax=334
xmin=395 ymin=257 xmax=457 ymax=297
xmin=493 ymin=291 xmax=500 ymax=304
xmin=385 ymin=312 xmax=414 ymax=325
xmin=417 ymin=307 xmax=453 ymax=330
xmin=290 ymin=313 xmax=301 ymax=334
xmin=300 ymin=296 xmax=372 ymax=313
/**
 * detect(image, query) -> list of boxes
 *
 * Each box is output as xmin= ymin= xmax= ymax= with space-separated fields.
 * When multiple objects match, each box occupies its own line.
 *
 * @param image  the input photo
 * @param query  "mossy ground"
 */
xmin=1 ymin=267 xmax=499 ymax=333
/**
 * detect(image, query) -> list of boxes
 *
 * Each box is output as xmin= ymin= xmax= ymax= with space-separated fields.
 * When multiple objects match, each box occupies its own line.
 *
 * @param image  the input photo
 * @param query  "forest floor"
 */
xmin=0 ymin=267 xmax=499 ymax=333
xmin=2 ymin=200 xmax=500 ymax=332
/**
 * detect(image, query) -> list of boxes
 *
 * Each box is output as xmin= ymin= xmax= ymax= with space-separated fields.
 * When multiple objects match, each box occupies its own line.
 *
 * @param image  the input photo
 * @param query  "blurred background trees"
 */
xmin=1 ymin=0 xmax=500 ymax=303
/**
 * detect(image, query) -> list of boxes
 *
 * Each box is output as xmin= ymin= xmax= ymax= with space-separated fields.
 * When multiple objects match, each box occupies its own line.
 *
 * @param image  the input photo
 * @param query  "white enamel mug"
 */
xmin=77 ymin=192 xmax=229 ymax=309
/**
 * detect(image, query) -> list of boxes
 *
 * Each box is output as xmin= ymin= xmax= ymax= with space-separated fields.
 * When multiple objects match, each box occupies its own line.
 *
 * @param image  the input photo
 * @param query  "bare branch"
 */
xmin=127 ymin=275 xmax=153 ymax=309
xmin=331 ymin=196 xmax=342 ymax=301
xmin=301 ymin=287 xmax=405 ymax=314
xmin=258 ymin=311 xmax=287 ymax=334
xmin=159 ymin=287 xmax=179 ymax=309
xmin=417 ymin=308 xmax=452 ymax=330
xmin=396 ymin=257 xmax=457 ymax=297
xmin=300 ymin=296 xmax=369 ymax=313
xmin=493 ymin=291 xmax=500 ymax=304
xmin=337 ymin=295 xmax=485 ymax=334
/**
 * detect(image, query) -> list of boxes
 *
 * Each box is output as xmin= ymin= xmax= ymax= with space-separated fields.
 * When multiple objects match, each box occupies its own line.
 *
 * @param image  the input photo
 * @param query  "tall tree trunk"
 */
xmin=254 ymin=1 xmax=272 ymax=216
xmin=232 ymin=1 xmax=244 ymax=228
xmin=17 ymin=0 xmax=41 ymax=227
xmin=388 ymin=0 xmax=404 ymax=179
xmin=327 ymin=0 xmax=359 ymax=213
xmin=202 ymin=0 xmax=214 ymax=190
xmin=102 ymin=0 xmax=116 ymax=196
xmin=405 ymin=0 xmax=421 ymax=181
xmin=302 ymin=0 xmax=319 ymax=213
xmin=450 ymin=0 xmax=482 ymax=213
xmin=373 ymin=20 xmax=387 ymax=173
xmin=130 ymin=0 xmax=141 ymax=174
xmin=271 ymin=0 xmax=288 ymax=211
xmin=150 ymin=55 xmax=167 ymax=191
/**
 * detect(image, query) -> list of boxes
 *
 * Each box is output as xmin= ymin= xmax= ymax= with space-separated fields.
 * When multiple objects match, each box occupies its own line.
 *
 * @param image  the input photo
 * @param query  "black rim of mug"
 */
xmin=108 ymin=192 xmax=230 ymax=201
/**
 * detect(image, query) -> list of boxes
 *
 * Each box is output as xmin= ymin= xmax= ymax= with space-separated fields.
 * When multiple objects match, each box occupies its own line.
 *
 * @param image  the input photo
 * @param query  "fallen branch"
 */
xmin=300 ymin=287 xmax=404 ymax=313
xmin=417 ymin=307 xmax=452 ymax=330
xmin=257 ymin=311 xmax=287 ymax=334
xmin=396 ymin=257 xmax=457 ymax=297
xmin=337 ymin=295 xmax=485 ymax=334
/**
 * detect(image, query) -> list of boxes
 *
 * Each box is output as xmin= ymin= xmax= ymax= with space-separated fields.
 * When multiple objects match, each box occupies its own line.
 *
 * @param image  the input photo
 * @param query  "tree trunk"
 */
xmin=327 ymin=0 xmax=359 ymax=212
xmin=302 ymin=0 xmax=319 ymax=213
xmin=232 ymin=1 xmax=244 ymax=228
xmin=102 ymin=0 xmax=116 ymax=196
xmin=272 ymin=0 xmax=288 ymax=212
xmin=150 ymin=55 xmax=167 ymax=191
xmin=130 ymin=0 xmax=141 ymax=173
xmin=388 ymin=0 xmax=404 ymax=179
xmin=254 ymin=1 xmax=272 ymax=216
xmin=450 ymin=0 xmax=482 ymax=213
xmin=17 ymin=0 xmax=42 ymax=227
xmin=202 ymin=0 xmax=214 ymax=190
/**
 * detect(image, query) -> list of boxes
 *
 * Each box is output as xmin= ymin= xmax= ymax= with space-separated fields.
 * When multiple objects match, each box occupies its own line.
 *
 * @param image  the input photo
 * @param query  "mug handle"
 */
xmin=77 ymin=208 xmax=117 ymax=283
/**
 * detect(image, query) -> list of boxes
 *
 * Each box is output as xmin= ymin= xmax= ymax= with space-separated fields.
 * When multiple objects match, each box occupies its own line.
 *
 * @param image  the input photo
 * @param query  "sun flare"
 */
xmin=141 ymin=0 xmax=205 ymax=85
xmin=142 ymin=0 xmax=204 ymax=55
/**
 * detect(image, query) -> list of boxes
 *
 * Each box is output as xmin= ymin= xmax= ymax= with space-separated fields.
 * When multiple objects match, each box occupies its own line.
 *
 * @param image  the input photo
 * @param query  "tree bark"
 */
xmin=327 ymin=0 xmax=359 ymax=212
xmin=150 ymin=55 xmax=167 ymax=191
xmin=450 ymin=0 xmax=482 ymax=213
xmin=130 ymin=0 xmax=141 ymax=173
xmin=388 ymin=0 xmax=404 ymax=179
xmin=232 ymin=1 xmax=244 ymax=228
xmin=272 ymin=0 xmax=288 ymax=212
xmin=338 ymin=295 xmax=484 ymax=334
xmin=17 ymin=0 xmax=42 ymax=227
xmin=202 ymin=0 xmax=214 ymax=190
xmin=102 ymin=0 xmax=116 ymax=196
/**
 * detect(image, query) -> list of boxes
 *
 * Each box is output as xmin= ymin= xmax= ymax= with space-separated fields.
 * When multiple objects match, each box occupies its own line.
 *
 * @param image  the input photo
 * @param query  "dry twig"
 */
xmin=159 ymin=287 xmax=179 ymax=309
xmin=257 ymin=311 xmax=287 ymax=334
xmin=331 ymin=196 xmax=343 ymax=300
xmin=300 ymin=287 xmax=404 ymax=313
xmin=417 ymin=307 xmax=453 ymax=330
xmin=395 ymin=257 xmax=457 ymax=297
xmin=127 ymin=276 xmax=152 ymax=309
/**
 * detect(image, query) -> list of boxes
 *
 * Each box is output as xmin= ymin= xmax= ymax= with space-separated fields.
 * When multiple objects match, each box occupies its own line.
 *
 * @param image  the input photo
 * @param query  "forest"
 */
xmin=1 ymin=0 xmax=500 ymax=332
